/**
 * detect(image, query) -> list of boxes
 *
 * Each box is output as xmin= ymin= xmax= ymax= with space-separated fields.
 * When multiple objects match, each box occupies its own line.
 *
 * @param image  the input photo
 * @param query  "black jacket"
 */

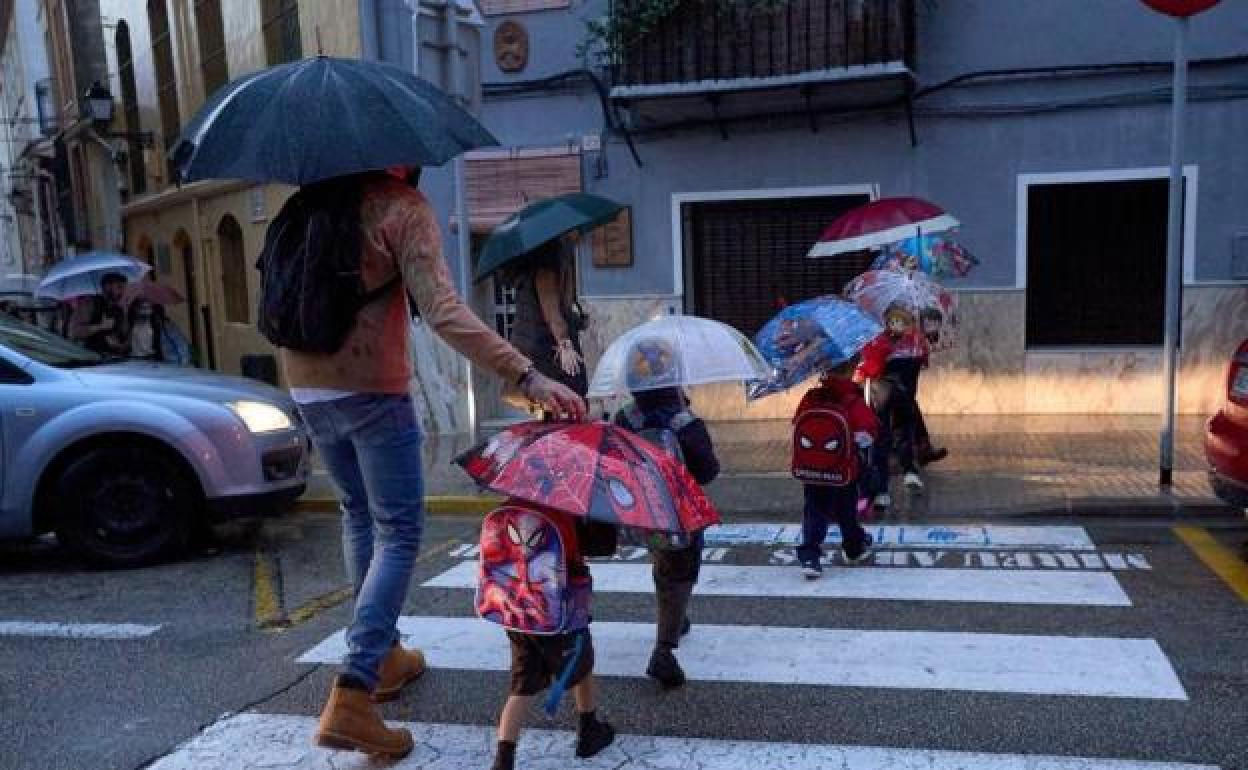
xmin=613 ymin=387 xmax=720 ymax=487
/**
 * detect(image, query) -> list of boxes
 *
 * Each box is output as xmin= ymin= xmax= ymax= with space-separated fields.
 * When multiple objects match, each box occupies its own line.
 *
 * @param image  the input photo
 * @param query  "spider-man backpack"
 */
xmin=791 ymin=404 xmax=859 ymax=487
xmin=475 ymin=502 xmax=591 ymax=635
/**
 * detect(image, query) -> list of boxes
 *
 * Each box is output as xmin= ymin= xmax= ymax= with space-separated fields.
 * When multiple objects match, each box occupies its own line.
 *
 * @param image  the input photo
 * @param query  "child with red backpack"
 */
xmin=477 ymin=502 xmax=615 ymax=770
xmin=613 ymin=337 xmax=720 ymax=690
xmin=791 ymin=358 xmax=880 ymax=578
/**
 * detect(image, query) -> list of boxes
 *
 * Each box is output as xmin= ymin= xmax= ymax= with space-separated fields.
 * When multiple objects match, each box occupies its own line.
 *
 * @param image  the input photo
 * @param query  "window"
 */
xmin=1025 ymin=177 xmax=1174 ymax=347
xmin=217 ymin=215 xmax=249 ymax=323
xmin=685 ymin=194 xmax=873 ymax=337
xmin=115 ymin=22 xmax=147 ymax=196
xmin=149 ymin=0 xmax=181 ymax=175
xmin=262 ymin=0 xmax=302 ymax=65
xmin=195 ymin=0 xmax=229 ymax=98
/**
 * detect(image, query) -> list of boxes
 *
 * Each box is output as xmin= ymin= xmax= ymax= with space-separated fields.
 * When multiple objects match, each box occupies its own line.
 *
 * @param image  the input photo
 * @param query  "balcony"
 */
xmin=608 ymin=0 xmax=915 ymax=129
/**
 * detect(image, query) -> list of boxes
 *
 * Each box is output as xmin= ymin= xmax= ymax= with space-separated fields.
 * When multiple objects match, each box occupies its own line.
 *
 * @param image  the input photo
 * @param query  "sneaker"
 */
xmin=873 ymin=493 xmax=892 ymax=509
xmin=800 ymin=557 xmax=823 ymax=580
xmin=903 ymin=472 xmax=924 ymax=491
xmin=842 ymin=533 xmax=876 ymax=565
xmin=646 ymin=645 xmax=687 ymax=689
xmin=575 ymin=713 xmax=616 ymax=758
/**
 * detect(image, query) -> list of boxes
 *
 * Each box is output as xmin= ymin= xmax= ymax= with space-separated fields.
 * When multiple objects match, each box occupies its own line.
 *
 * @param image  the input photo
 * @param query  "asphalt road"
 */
xmin=1 ymin=513 xmax=1245 ymax=770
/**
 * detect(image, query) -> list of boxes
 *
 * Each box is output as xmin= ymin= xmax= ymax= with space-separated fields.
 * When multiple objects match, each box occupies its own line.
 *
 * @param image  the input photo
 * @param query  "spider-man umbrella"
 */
xmin=457 ymin=421 xmax=720 ymax=535
xmin=808 ymin=197 xmax=959 ymax=258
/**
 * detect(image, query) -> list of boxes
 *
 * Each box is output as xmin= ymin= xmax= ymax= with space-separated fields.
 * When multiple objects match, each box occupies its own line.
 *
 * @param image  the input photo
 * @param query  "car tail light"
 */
xmin=1229 ymin=340 xmax=1248 ymax=406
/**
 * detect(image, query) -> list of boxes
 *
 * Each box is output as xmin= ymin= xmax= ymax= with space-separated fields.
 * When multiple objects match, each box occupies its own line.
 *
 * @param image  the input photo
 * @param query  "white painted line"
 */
xmin=0 ymin=621 xmax=161 ymax=640
xmin=426 ymin=562 xmax=1132 ymax=607
xmin=298 ymin=617 xmax=1188 ymax=700
xmin=149 ymin=713 xmax=1221 ymax=770
xmin=706 ymin=524 xmax=1096 ymax=550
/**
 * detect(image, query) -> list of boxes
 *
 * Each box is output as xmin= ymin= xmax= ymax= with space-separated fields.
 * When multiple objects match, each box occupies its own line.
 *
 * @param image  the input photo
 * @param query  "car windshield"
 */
xmin=0 ymin=315 xmax=106 ymax=368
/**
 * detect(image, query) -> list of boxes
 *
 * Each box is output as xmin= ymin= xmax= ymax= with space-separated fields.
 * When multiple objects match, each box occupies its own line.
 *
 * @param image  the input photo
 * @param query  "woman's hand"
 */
xmin=522 ymin=371 xmax=587 ymax=421
xmin=554 ymin=339 xmax=583 ymax=377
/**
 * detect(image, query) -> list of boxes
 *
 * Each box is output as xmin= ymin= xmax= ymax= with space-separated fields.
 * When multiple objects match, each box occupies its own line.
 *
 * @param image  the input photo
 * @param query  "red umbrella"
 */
xmin=124 ymin=280 xmax=185 ymax=307
xmin=457 ymin=421 xmax=721 ymax=535
xmin=808 ymin=197 xmax=959 ymax=257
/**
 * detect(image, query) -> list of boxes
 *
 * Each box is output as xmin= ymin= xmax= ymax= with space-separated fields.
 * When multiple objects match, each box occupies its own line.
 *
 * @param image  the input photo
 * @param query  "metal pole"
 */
xmin=443 ymin=2 xmax=478 ymax=438
xmin=1159 ymin=16 xmax=1188 ymax=488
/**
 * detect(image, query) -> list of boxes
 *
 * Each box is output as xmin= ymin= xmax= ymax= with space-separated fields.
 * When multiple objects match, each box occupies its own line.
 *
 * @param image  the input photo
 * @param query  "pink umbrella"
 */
xmin=808 ymin=197 xmax=959 ymax=258
xmin=124 ymin=280 xmax=185 ymax=307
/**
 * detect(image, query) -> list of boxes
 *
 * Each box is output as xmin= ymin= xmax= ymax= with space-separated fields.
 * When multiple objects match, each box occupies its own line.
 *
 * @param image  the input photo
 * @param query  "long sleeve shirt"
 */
xmin=282 ymin=177 xmax=531 ymax=393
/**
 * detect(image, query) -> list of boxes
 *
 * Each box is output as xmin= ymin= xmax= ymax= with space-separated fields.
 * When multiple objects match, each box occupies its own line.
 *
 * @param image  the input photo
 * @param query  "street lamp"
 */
xmin=83 ymin=81 xmax=154 ymax=147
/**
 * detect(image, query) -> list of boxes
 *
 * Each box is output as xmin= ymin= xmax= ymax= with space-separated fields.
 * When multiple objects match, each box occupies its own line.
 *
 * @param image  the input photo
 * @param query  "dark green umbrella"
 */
xmin=475 ymin=193 xmax=625 ymax=281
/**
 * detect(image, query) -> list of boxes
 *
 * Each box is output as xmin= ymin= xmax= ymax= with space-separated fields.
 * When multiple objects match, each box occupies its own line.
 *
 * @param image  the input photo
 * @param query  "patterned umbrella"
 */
xmin=457 ymin=421 xmax=721 ymax=535
xmin=845 ymin=269 xmax=959 ymax=355
xmin=749 ymin=296 xmax=883 ymax=400
xmin=809 ymin=197 xmax=959 ymax=258
xmin=870 ymin=232 xmax=980 ymax=279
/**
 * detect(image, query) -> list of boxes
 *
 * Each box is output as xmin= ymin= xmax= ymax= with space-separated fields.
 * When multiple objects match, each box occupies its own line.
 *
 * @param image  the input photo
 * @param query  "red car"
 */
xmin=1205 ymin=338 xmax=1248 ymax=511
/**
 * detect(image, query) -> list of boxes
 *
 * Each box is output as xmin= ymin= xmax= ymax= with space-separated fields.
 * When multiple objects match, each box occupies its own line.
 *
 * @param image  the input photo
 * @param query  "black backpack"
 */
xmin=255 ymin=178 xmax=399 ymax=353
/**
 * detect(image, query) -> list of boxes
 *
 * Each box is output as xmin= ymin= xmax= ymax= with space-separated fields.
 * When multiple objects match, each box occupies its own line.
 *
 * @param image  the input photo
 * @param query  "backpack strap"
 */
xmin=669 ymin=410 xmax=696 ymax=433
xmin=621 ymin=402 xmax=645 ymax=431
xmin=363 ymin=274 xmax=402 ymax=305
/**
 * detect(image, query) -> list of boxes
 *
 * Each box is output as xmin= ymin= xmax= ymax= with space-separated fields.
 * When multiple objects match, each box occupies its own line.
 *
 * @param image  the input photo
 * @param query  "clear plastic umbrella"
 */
xmin=588 ymin=314 xmax=772 ymax=397
xmin=36 ymin=252 xmax=151 ymax=300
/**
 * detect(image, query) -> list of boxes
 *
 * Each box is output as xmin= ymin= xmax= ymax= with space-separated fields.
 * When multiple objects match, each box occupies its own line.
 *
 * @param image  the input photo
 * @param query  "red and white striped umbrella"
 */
xmin=808 ymin=197 xmax=959 ymax=258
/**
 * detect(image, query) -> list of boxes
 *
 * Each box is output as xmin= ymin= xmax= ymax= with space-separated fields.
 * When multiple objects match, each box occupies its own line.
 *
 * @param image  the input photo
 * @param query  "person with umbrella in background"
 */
xmin=69 ymin=272 xmax=130 ymax=356
xmin=477 ymin=193 xmax=627 ymax=403
xmin=171 ymin=56 xmax=586 ymax=760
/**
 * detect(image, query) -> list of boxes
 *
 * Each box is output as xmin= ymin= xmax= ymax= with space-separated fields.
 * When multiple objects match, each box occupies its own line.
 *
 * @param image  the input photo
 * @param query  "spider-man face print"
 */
xmin=477 ymin=507 xmax=566 ymax=633
xmin=792 ymin=410 xmax=856 ymax=486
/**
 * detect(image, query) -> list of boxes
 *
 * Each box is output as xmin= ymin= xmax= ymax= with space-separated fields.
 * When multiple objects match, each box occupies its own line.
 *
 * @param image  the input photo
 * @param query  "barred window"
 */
xmin=195 ymin=0 xmax=229 ymax=98
xmin=148 ymin=0 xmax=181 ymax=177
xmin=262 ymin=0 xmax=302 ymax=66
xmin=218 ymin=215 xmax=250 ymax=324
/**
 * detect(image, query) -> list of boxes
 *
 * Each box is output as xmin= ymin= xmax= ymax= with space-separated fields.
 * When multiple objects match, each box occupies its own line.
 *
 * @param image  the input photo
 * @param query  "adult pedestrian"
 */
xmin=69 ymin=272 xmax=129 ymax=355
xmin=271 ymin=169 xmax=585 ymax=759
xmin=507 ymin=234 xmax=589 ymax=398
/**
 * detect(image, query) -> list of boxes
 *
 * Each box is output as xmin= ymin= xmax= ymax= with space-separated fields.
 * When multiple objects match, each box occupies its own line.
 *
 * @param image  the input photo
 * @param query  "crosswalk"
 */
xmin=152 ymin=524 xmax=1219 ymax=770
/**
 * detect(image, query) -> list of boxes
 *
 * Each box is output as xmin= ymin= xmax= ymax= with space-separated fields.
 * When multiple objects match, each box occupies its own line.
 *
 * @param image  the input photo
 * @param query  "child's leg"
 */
xmin=572 ymin=674 xmax=615 ymax=758
xmin=652 ymin=538 xmax=701 ymax=649
xmin=497 ymin=694 xmax=534 ymax=742
xmin=796 ymin=485 xmax=831 ymax=564
xmin=573 ymin=674 xmax=597 ymax=714
xmin=832 ymin=484 xmax=868 ymax=559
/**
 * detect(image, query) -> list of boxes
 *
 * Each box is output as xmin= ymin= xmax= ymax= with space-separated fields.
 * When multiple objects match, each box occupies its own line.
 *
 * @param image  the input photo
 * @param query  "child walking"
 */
xmin=791 ymin=359 xmax=880 ymax=578
xmin=477 ymin=502 xmax=615 ymax=770
xmin=613 ymin=337 xmax=720 ymax=689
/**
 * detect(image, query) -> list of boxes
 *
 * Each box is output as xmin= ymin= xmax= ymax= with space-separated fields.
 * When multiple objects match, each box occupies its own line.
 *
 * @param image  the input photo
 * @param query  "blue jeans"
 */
xmin=297 ymin=393 xmax=425 ymax=691
xmin=796 ymin=484 xmax=866 ymax=564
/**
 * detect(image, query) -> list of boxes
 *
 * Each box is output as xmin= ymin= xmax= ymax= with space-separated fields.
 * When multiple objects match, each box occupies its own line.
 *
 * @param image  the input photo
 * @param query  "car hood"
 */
xmin=69 ymin=363 xmax=295 ymax=408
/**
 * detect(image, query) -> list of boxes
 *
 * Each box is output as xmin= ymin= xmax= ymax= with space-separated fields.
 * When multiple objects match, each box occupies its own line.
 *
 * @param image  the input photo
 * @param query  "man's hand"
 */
xmin=523 ymin=371 xmax=587 ymax=421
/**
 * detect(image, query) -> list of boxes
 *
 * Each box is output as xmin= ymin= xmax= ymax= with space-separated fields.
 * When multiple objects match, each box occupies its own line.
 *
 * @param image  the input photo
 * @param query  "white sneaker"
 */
xmin=873 ymin=493 xmax=892 ymax=509
xmin=904 ymin=472 xmax=924 ymax=491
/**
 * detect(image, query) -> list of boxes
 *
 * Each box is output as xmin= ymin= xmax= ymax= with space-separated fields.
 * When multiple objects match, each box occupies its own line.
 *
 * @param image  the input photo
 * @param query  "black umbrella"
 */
xmin=171 ymin=56 xmax=498 ymax=185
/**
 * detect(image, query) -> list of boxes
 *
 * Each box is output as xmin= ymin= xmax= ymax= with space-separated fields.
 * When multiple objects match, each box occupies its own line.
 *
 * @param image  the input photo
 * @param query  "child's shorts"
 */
xmin=506 ymin=628 xmax=595 ymax=696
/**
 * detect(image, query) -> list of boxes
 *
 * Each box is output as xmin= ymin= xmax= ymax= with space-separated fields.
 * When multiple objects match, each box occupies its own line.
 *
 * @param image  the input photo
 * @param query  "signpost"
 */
xmin=1139 ymin=0 xmax=1221 ymax=487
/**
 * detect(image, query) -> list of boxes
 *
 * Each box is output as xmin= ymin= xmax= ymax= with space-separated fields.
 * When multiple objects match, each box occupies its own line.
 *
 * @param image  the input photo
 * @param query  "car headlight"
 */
xmin=228 ymin=401 xmax=293 ymax=434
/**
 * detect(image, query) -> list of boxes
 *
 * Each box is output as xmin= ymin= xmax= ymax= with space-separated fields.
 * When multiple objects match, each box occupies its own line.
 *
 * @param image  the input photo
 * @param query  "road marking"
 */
xmin=252 ymin=548 xmax=286 ymax=631
xmin=0 ymin=622 xmax=161 ymax=640
xmin=148 ymin=713 xmax=1220 ymax=770
xmin=298 ymin=616 xmax=1186 ymax=700
xmin=707 ymin=524 xmax=1096 ymax=549
xmin=426 ymin=562 xmax=1132 ymax=606
xmin=1174 ymin=526 xmax=1248 ymax=602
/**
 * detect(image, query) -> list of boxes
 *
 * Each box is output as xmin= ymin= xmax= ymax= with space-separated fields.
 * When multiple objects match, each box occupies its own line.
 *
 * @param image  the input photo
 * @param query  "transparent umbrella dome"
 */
xmin=588 ymin=314 xmax=772 ymax=398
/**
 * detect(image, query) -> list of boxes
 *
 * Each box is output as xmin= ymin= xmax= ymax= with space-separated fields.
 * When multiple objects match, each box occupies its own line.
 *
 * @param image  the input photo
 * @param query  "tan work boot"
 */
xmin=372 ymin=644 xmax=427 ymax=703
xmin=314 ymin=679 xmax=413 ymax=758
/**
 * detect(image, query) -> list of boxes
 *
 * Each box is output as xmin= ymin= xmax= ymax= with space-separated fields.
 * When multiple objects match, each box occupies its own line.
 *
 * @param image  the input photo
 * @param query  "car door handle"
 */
xmin=15 ymin=408 xmax=34 ymax=417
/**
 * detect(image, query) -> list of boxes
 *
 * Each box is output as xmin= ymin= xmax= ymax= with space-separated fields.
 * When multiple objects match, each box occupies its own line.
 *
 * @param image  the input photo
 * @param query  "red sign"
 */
xmin=1140 ymin=0 xmax=1221 ymax=16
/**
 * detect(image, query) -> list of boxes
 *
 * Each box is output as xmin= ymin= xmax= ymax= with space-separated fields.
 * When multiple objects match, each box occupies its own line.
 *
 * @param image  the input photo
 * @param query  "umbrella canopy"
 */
xmin=588 ymin=314 xmax=771 ymax=398
xmin=36 ymin=253 xmax=151 ymax=301
xmin=844 ymin=268 xmax=948 ymax=321
xmin=475 ymin=193 xmax=625 ymax=281
xmin=0 ymin=274 xmax=42 ymax=296
xmin=749 ymin=296 xmax=883 ymax=400
xmin=171 ymin=56 xmax=498 ymax=185
xmin=124 ymin=280 xmax=185 ymax=308
xmin=870 ymin=232 xmax=980 ymax=279
xmin=457 ymin=421 xmax=721 ymax=535
xmin=808 ymin=197 xmax=959 ymax=258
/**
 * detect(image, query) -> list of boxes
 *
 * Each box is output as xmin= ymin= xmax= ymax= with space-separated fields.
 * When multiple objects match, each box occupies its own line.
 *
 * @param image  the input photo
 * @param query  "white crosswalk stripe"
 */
xmin=149 ymin=714 xmax=1219 ymax=770
xmin=153 ymin=524 xmax=1217 ymax=768
xmin=426 ymin=561 xmax=1134 ymax=605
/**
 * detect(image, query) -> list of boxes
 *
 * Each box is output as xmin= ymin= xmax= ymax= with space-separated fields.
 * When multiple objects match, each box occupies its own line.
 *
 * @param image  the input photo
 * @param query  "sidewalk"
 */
xmin=303 ymin=415 xmax=1233 ymax=518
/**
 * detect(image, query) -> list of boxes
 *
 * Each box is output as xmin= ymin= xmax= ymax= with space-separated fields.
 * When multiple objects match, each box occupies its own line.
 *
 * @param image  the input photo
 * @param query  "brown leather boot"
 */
xmin=372 ymin=645 xmax=427 ymax=703
xmin=314 ymin=679 xmax=413 ymax=758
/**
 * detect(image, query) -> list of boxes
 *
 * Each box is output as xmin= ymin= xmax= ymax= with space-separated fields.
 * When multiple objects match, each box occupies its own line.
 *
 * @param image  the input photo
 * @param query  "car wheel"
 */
xmin=52 ymin=445 xmax=195 ymax=568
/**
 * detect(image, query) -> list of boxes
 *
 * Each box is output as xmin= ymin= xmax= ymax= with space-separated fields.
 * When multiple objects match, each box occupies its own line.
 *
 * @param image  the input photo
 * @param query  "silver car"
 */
xmin=0 ymin=316 xmax=308 ymax=566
